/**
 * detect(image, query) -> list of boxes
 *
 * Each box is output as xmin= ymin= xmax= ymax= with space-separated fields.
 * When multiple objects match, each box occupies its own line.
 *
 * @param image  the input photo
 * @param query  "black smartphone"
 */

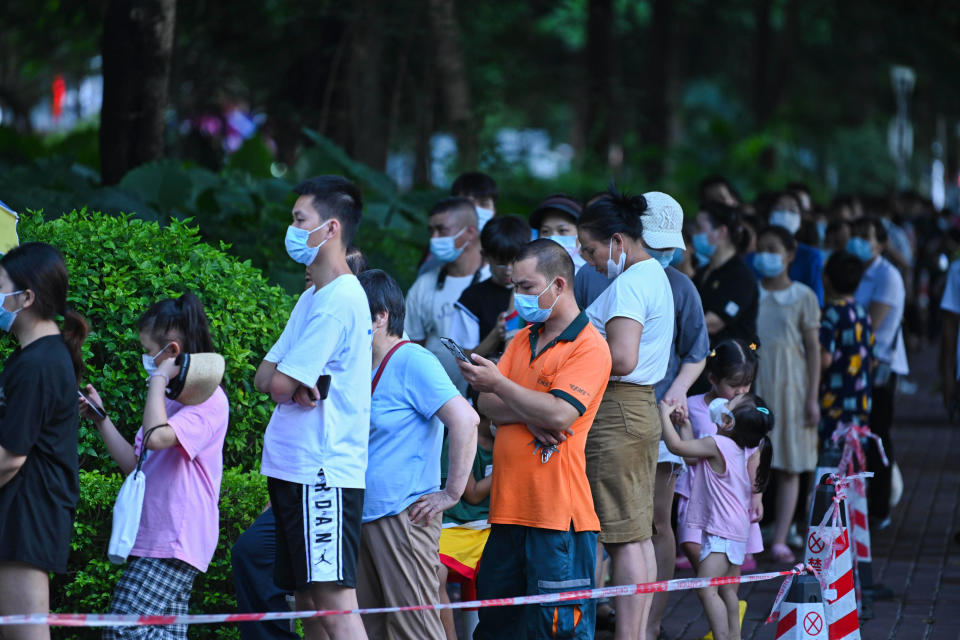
xmin=315 ymin=375 xmax=331 ymax=400
xmin=78 ymin=390 xmax=106 ymax=419
xmin=440 ymin=337 xmax=470 ymax=363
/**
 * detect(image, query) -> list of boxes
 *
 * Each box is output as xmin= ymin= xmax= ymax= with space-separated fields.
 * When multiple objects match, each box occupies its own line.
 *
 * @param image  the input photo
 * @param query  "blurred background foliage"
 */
xmin=2 ymin=0 xmax=958 ymax=289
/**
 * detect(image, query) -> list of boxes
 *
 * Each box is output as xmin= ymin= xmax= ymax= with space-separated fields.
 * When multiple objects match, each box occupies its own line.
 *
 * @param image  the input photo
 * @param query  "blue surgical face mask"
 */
xmin=816 ymin=220 xmax=827 ymax=244
xmin=645 ymin=247 xmax=674 ymax=269
xmin=430 ymin=227 xmax=467 ymax=263
xmin=769 ymin=210 xmax=801 ymax=235
xmin=142 ymin=342 xmax=172 ymax=377
xmin=670 ymin=247 xmax=685 ymax=267
xmin=754 ymin=252 xmax=785 ymax=278
xmin=475 ymin=207 xmax=494 ymax=232
xmin=0 ymin=290 xmax=24 ymax=332
xmin=515 ymin=278 xmax=559 ymax=323
xmin=846 ymin=237 xmax=873 ymax=263
xmin=285 ymin=221 xmax=331 ymax=265
xmin=693 ymin=232 xmax=716 ymax=263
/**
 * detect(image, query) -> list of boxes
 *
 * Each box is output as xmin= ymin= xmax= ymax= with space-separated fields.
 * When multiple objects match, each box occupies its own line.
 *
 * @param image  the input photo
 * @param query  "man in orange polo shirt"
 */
xmin=458 ymin=238 xmax=612 ymax=639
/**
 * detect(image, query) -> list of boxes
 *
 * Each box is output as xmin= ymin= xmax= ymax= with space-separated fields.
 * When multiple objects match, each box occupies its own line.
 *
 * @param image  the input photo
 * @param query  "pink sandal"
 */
xmin=770 ymin=543 xmax=795 ymax=564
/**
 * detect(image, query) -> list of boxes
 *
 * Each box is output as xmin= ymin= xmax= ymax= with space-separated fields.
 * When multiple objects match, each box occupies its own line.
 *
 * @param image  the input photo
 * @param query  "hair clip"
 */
xmin=749 ymin=343 xmax=758 ymax=351
xmin=757 ymin=407 xmax=770 ymax=415
xmin=709 ymin=349 xmax=716 ymax=357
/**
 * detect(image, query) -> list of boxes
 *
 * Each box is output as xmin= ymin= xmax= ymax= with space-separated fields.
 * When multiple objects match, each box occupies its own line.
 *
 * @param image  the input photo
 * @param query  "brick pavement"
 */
xmin=599 ymin=345 xmax=960 ymax=639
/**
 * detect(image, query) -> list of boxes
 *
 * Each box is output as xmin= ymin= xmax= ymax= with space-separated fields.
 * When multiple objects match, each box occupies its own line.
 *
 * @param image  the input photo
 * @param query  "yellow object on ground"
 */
xmin=438 ymin=524 xmax=491 ymax=579
xmin=702 ymin=600 xmax=747 ymax=640
xmin=0 ymin=200 xmax=19 ymax=256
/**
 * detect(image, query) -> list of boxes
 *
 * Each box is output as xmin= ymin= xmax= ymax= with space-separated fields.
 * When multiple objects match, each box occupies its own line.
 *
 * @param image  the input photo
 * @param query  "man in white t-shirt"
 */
xmin=850 ymin=216 xmax=907 ymax=527
xmin=406 ymin=197 xmax=489 ymax=394
xmin=254 ymin=175 xmax=372 ymax=640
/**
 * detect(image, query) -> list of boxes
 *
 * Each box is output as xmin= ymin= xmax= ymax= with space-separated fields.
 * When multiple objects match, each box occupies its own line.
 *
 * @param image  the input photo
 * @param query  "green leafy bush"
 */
xmin=53 ymin=468 xmax=268 ymax=640
xmin=7 ymin=210 xmax=287 ymax=637
xmin=17 ymin=209 xmax=294 ymax=470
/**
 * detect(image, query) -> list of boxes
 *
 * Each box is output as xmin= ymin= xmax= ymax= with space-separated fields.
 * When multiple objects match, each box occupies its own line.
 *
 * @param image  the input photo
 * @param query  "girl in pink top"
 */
xmin=81 ymin=293 xmax=228 ymax=640
xmin=675 ymin=339 xmax=764 ymax=570
xmin=661 ymin=394 xmax=773 ymax=640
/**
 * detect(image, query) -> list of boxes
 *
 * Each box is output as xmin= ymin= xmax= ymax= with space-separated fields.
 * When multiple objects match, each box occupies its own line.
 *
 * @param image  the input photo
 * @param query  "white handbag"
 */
xmin=107 ymin=425 xmax=163 ymax=564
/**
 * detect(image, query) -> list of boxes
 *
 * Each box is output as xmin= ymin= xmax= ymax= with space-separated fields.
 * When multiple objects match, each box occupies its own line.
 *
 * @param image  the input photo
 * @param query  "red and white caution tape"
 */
xmin=0 ymin=567 xmax=803 ymax=628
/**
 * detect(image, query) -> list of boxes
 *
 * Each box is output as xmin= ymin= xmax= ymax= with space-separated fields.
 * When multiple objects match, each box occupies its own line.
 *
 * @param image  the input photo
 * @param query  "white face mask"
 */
xmin=769 ymin=210 xmax=801 ymax=235
xmin=708 ymin=397 xmax=734 ymax=428
xmin=142 ymin=342 xmax=173 ymax=377
xmin=475 ymin=207 xmax=494 ymax=232
xmin=606 ymin=238 xmax=626 ymax=280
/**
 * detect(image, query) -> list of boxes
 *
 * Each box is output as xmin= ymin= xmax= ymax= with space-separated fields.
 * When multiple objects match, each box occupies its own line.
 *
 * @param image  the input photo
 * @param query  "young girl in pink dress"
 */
xmin=661 ymin=394 xmax=773 ymax=640
xmin=675 ymin=339 xmax=764 ymax=570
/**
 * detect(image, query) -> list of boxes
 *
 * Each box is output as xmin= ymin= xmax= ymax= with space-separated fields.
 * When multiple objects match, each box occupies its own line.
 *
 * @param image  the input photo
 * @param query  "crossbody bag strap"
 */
xmin=371 ymin=341 xmax=412 ymax=395
xmin=136 ymin=423 xmax=169 ymax=474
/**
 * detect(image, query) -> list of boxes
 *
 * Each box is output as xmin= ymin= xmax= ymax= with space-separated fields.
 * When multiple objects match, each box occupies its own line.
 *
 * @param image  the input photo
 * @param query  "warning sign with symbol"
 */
xmin=803 ymin=611 xmax=823 ymax=635
xmin=803 ymin=526 xmax=841 ymax=571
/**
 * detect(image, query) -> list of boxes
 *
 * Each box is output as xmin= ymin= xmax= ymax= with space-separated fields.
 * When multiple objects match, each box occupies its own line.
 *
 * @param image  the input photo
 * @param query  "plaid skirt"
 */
xmin=104 ymin=557 xmax=199 ymax=640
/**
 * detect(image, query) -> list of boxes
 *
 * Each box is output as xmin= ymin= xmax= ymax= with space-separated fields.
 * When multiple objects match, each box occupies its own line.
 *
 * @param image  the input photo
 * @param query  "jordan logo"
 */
xmin=316 ymin=549 xmax=332 ymax=566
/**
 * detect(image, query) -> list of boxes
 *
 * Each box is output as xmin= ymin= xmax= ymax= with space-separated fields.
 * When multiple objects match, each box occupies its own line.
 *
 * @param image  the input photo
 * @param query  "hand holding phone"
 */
xmin=78 ymin=389 xmax=106 ymax=419
xmin=440 ymin=337 xmax=470 ymax=363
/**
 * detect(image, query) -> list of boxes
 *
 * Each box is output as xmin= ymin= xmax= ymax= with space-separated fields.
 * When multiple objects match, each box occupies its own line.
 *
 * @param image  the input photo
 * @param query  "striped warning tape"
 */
xmin=0 ymin=567 xmax=804 ymax=627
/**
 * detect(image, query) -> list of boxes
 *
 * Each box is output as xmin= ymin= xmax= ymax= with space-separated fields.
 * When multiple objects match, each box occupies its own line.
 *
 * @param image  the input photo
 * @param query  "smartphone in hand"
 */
xmin=440 ymin=337 xmax=470 ymax=363
xmin=78 ymin=390 xmax=106 ymax=419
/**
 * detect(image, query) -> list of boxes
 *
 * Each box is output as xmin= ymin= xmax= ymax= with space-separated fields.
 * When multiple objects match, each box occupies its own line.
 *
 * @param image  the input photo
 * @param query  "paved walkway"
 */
xmin=603 ymin=344 xmax=960 ymax=639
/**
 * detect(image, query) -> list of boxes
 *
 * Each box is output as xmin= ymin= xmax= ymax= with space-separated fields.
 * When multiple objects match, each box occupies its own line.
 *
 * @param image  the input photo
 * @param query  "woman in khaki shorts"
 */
xmin=578 ymin=189 xmax=678 ymax=640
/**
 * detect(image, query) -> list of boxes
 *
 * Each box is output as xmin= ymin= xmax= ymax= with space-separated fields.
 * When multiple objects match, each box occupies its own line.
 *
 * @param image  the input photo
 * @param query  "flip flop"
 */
xmin=770 ymin=543 xmax=795 ymax=564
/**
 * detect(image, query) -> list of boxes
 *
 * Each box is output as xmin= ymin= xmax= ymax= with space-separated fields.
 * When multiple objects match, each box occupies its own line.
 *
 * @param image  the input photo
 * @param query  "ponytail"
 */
xmin=0 ymin=242 xmax=88 ymax=380
xmin=754 ymin=436 xmax=773 ymax=493
xmin=61 ymin=307 xmax=90 ymax=381
xmin=138 ymin=291 xmax=216 ymax=353
xmin=578 ymin=186 xmax=647 ymax=242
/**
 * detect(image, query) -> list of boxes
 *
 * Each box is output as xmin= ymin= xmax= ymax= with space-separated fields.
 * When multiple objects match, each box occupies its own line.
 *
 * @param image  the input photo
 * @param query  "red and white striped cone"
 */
xmin=809 ymin=448 xmax=841 ymax=524
xmin=804 ymin=475 xmax=860 ymax=640
xmin=774 ymin=574 xmax=828 ymax=639
xmin=845 ymin=476 xmax=874 ymax=598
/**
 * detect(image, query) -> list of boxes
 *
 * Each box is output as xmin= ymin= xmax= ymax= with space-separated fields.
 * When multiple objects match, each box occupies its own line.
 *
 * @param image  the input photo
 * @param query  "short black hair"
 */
xmin=578 ymin=187 xmax=647 ymax=242
xmin=705 ymin=338 xmax=758 ymax=388
xmin=429 ymin=196 xmax=478 ymax=227
xmin=515 ymin=238 xmax=574 ymax=286
xmin=358 ymin=269 xmax=405 ymax=337
xmin=481 ymin=215 xmax=530 ymax=263
xmin=451 ymin=172 xmax=498 ymax=202
xmin=293 ymin=175 xmax=363 ymax=247
xmin=824 ymin=250 xmax=865 ymax=295
xmin=757 ymin=224 xmax=797 ymax=253
xmin=701 ymin=201 xmax=748 ymax=253
xmin=698 ymin=174 xmax=741 ymax=205
xmin=345 ymin=246 xmax=368 ymax=275
xmin=850 ymin=216 xmax=887 ymax=244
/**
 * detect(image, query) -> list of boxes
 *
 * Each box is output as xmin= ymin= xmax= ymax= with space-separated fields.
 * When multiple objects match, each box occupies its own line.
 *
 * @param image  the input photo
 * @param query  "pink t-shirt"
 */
xmin=130 ymin=387 xmax=229 ymax=572
xmin=683 ymin=435 xmax=751 ymax=542
xmin=674 ymin=394 xmax=712 ymax=498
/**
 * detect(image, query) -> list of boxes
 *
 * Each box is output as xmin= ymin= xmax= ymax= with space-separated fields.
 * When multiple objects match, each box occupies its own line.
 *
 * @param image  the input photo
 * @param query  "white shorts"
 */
xmin=699 ymin=533 xmax=746 ymax=566
xmin=658 ymin=439 xmax=685 ymax=471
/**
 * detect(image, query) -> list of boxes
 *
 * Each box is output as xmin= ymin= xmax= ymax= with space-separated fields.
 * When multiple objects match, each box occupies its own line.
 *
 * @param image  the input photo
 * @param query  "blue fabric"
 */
xmin=474 ymin=524 xmax=597 ymax=639
xmin=654 ymin=267 xmax=710 ymax=400
xmin=364 ymin=344 xmax=458 ymax=523
xmin=231 ymin=508 xmax=298 ymax=640
xmin=573 ymin=263 xmax=610 ymax=310
xmin=747 ymin=243 xmax=824 ymax=306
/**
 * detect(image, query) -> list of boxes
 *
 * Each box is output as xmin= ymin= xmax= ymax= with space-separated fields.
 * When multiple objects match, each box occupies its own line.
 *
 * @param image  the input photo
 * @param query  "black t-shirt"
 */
xmin=457 ymin=279 xmax=513 ymax=342
xmin=0 ymin=334 xmax=79 ymax=572
xmin=695 ymin=255 xmax=759 ymax=346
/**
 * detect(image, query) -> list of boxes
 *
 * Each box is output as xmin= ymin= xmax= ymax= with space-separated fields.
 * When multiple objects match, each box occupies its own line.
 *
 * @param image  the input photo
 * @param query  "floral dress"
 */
xmin=818 ymin=299 xmax=873 ymax=441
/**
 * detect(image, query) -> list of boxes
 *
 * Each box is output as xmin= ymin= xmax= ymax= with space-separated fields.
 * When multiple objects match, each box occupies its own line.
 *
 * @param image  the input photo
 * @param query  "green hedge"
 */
xmin=9 ymin=210 xmax=292 ymax=638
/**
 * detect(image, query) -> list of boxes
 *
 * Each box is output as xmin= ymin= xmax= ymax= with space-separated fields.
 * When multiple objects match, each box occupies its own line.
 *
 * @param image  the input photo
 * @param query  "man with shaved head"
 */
xmin=405 ymin=197 xmax=489 ymax=393
xmin=458 ymin=239 xmax=612 ymax=639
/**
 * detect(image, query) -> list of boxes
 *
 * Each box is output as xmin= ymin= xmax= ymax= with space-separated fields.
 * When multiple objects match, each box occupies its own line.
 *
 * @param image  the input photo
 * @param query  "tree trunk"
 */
xmin=752 ymin=0 xmax=773 ymax=123
xmin=100 ymin=0 xmax=176 ymax=185
xmin=583 ymin=0 xmax=614 ymax=163
xmin=425 ymin=0 xmax=475 ymax=168
xmin=345 ymin=0 xmax=387 ymax=170
xmin=642 ymin=0 xmax=678 ymax=179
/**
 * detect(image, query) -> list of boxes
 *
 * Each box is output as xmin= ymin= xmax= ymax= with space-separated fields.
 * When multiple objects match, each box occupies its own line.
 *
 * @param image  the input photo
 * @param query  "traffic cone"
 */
xmin=774 ymin=574 xmax=827 ymax=639
xmin=845 ymin=476 xmax=874 ymax=602
xmin=809 ymin=447 xmax=842 ymax=523
xmin=805 ymin=475 xmax=860 ymax=640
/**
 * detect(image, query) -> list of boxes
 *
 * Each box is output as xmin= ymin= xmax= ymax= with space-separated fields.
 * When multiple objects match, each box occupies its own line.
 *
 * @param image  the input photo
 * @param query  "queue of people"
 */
xmin=0 ymin=168 xmax=944 ymax=640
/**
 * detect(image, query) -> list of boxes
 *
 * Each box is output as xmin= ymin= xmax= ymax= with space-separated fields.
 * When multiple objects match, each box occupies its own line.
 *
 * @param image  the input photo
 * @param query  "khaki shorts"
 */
xmin=585 ymin=382 xmax=661 ymax=544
